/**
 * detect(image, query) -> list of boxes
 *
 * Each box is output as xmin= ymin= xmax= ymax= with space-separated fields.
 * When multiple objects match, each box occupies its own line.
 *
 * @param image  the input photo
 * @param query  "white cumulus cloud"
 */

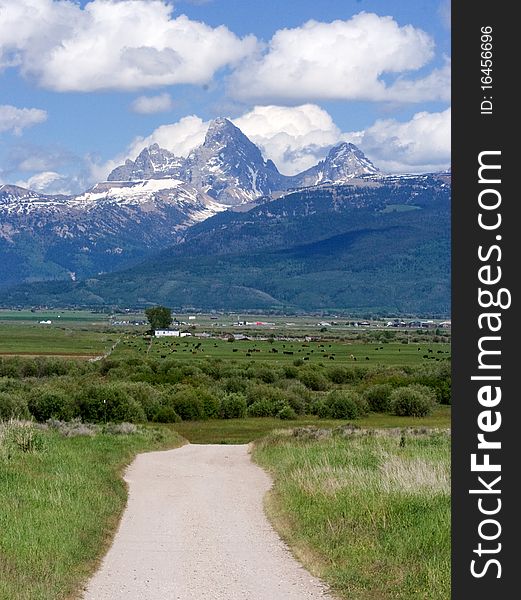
xmin=16 ymin=171 xmax=70 ymax=194
xmin=347 ymin=108 xmax=451 ymax=173
xmin=0 ymin=104 xmax=47 ymax=135
xmin=131 ymin=93 xmax=174 ymax=114
xmin=233 ymin=105 xmax=342 ymax=175
xmin=89 ymin=115 xmax=209 ymax=181
xmin=90 ymin=105 xmax=450 ymax=182
xmin=0 ymin=0 xmax=257 ymax=92
xmin=230 ymin=12 xmax=448 ymax=103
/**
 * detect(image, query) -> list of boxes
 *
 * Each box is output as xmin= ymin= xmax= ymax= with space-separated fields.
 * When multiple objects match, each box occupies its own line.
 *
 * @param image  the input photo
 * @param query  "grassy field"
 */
xmin=0 ymin=309 xmax=450 ymax=365
xmin=253 ymin=428 xmax=450 ymax=600
xmin=114 ymin=334 xmax=450 ymax=367
xmin=0 ymin=309 xmax=108 ymax=323
xmin=0 ymin=421 xmax=183 ymax=600
xmin=0 ymin=312 xmax=451 ymax=599
xmin=0 ymin=324 xmax=114 ymax=357
xmin=172 ymin=408 xmax=450 ymax=444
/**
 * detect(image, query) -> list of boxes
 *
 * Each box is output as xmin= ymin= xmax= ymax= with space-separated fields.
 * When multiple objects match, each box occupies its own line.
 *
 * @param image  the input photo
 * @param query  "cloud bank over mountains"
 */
xmin=95 ymin=105 xmax=450 ymax=183
xmin=0 ymin=0 xmax=450 ymax=194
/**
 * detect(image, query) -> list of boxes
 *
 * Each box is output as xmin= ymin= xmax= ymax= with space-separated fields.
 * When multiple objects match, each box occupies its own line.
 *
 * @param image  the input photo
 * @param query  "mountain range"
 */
xmin=0 ymin=118 xmax=450 ymax=314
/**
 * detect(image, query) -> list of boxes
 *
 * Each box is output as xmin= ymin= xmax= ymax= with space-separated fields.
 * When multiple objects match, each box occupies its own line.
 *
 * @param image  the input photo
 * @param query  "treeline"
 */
xmin=0 ymin=356 xmax=451 ymax=424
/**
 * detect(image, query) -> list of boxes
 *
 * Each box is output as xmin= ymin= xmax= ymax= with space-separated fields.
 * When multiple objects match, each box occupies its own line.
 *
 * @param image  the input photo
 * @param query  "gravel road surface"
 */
xmin=82 ymin=444 xmax=335 ymax=600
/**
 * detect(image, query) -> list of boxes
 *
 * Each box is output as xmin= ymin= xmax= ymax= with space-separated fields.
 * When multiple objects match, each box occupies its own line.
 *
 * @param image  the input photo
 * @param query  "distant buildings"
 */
xmin=154 ymin=329 xmax=191 ymax=337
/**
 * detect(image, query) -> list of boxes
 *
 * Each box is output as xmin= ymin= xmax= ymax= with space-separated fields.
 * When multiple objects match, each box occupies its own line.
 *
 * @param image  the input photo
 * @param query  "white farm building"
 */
xmin=154 ymin=329 xmax=191 ymax=338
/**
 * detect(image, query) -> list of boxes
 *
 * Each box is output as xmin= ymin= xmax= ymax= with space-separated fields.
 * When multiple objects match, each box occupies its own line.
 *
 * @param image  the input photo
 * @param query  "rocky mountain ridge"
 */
xmin=0 ymin=117 xmax=444 ymax=296
xmin=106 ymin=117 xmax=379 ymax=204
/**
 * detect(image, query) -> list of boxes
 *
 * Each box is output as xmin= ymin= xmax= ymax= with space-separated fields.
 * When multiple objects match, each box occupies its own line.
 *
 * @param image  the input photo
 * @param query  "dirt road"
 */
xmin=82 ymin=444 xmax=334 ymax=600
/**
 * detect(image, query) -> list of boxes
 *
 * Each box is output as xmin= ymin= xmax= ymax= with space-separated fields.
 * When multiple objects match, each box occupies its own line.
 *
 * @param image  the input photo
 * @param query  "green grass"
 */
xmin=172 ymin=408 xmax=450 ymax=444
xmin=253 ymin=429 xmax=450 ymax=600
xmin=0 ymin=421 xmax=183 ymax=600
xmin=113 ymin=335 xmax=450 ymax=367
xmin=0 ymin=310 xmax=108 ymax=323
xmin=0 ymin=324 xmax=114 ymax=356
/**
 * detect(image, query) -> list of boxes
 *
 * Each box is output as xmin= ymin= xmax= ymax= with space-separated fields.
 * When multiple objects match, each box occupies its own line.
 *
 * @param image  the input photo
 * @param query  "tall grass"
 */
xmin=253 ymin=428 xmax=450 ymax=599
xmin=0 ymin=420 xmax=183 ymax=600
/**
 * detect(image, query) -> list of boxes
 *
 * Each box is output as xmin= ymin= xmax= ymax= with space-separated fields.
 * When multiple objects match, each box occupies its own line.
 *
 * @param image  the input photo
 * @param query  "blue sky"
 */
xmin=0 ymin=0 xmax=450 ymax=194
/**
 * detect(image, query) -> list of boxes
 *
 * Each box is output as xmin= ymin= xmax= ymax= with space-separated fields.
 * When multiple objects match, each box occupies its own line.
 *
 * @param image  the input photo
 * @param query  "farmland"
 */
xmin=0 ymin=308 xmax=451 ymax=599
xmin=0 ymin=309 xmax=451 ymax=366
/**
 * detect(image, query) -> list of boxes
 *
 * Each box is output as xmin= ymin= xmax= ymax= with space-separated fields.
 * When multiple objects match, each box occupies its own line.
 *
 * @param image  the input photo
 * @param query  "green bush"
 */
xmin=98 ymin=358 xmax=121 ymax=376
xmin=248 ymin=364 xmax=278 ymax=384
xmin=328 ymin=390 xmax=367 ymax=419
xmin=298 ymin=367 xmax=330 ymax=391
xmin=314 ymin=390 xmax=367 ymax=419
xmin=170 ymin=387 xmax=205 ymax=421
xmin=220 ymin=393 xmax=247 ymax=419
xmin=245 ymin=383 xmax=287 ymax=407
xmin=364 ymin=384 xmax=393 ymax=413
xmin=76 ymin=384 xmax=146 ymax=423
xmin=151 ymin=405 xmax=181 ymax=423
xmin=327 ymin=366 xmax=358 ymax=384
xmin=117 ymin=382 xmax=162 ymax=421
xmin=220 ymin=376 xmax=248 ymax=394
xmin=199 ymin=388 xmax=221 ymax=418
xmin=389 ymin=385 xmax=437 ymax=417
xmin=28 ymin=389 xmax=77 ymax=422
xmin=282 ymin=365 xmax=299 ymax=379
xmin=248 ymin=399 xmax=283 ymax=417
xmin=277 ymin=405 xmax=297 ymax=420
xmin=0 ymin=392 xmax=30 ymax=420
xmin=313 ymin=399 xmax=332 ymax=419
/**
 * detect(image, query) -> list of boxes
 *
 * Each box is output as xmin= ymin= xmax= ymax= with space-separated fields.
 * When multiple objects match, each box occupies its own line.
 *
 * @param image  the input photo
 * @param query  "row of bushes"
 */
xmin=0 ymin=356 xmax=451 ymax=404
xmin=0 ymin=377 xmax=438 ymax=424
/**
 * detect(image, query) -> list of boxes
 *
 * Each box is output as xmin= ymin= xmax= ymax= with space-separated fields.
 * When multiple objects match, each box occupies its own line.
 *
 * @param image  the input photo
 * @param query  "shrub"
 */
xmin=199 ymin=388 xmax=221 ymax=418
xmin=221 ymin=376 xmax=248 ymax=394
xmin=118 ymin=382 xmax=162 ymax=421
xmin=76 ymin=384 xmax=146 ymax=423
xmin=152 ymin=405 xmax=181 ymax=423
xmin=220 ymin=393 xmax=247 ymax=419
xmin=248 ymin=364 xmax=278 ymax=384
xmin=170 ymin=387 xmax=205 ymax=421
xmin=200 ymin=360 xmax=223 ymax=380
xmin=413 ymin=364 xmax=452 ymax=404
xmin=248 ymin=399 xmax=281 ymax=417
xmin=327 ymin=366 xmax=357 ymax=384
xmin=28 ymin=388 xmax=77 ymax=422
xmin=98 ymin=358 xmax=121 ymax=376
xmin=0 ymin=392 xmax=30 ymax=420
xmin=245 ymin=383 xmax=287 ymax=407
xmin=298 ymin=367 xmax=330 ymax=391
xmin=293 ymin=358 xmax=304 ymax=367
xmin=313 ymin=390 xmax=367 ymax=419
xmin=389 ymin=385 xmax=437 ymax=417
xmin=282 ymin=365 xmax=299 ymax=379
xmin=278 ymin=405 xmax=297 ymax=420
xmin=1 ymin=421 xmax=46 ymax=457
xmin=364 ymin=384 xmax=393 ymax=413
xmin=103 ymin=422 xmax=138 ymax=435
xmin=313 ymin=399 xmax=332 ymax=419
xmin=45 ymin=418 xmax=98 ymax=437
xmin=327 ymin=390 xmax=368 ymax=419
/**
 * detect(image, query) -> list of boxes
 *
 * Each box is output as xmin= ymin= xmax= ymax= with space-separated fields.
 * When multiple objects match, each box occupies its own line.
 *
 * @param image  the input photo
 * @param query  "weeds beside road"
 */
xmin=0 ymin=420 xmax=183 ymax=600
xmin=253 ymin=427 xmax=450 ymax=600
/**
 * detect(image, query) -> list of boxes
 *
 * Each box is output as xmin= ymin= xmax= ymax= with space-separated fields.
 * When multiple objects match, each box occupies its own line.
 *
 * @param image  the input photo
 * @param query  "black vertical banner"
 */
xmin=452 ymin=2 xmax=517 ymax=599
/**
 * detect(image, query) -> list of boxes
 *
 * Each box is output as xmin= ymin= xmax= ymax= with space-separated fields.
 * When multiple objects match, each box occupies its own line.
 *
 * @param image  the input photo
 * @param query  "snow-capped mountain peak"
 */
xmin=291 ymin=142 xmax=379 ymax=188
xmin=108 ymin=144 xmax=185 ymax=182
xmin=183 ymin=117 xmax=284 ymax=205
